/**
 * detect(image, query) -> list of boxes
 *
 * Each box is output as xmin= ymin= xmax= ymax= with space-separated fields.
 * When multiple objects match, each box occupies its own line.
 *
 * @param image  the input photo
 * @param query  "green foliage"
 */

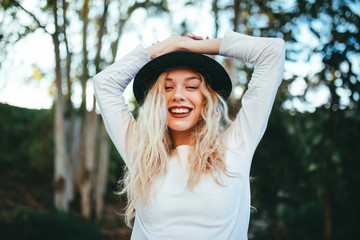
xmin=250 ymin=103 xmax=360 ymax=239
xmin=0 ymin=103 xmax=53 ymax=177
xmin=107 ymin=141 xmax=126 ymax=198
xmin=0 ymin=103 xmax=129 ymax=236
xmin=0 ymin=103 xmax=54 ymax=210
xmin=217 ymin=0 xmax=360 ymax=110
xmin=0 ymin=208 xmax=104 ymax=240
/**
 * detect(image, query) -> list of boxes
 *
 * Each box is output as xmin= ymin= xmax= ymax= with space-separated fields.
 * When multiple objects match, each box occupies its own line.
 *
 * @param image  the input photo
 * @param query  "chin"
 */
xmin=169 ymin=126 xmax=191 ymax=133
xmin=169 ymin=123 xmax=197 ymax=133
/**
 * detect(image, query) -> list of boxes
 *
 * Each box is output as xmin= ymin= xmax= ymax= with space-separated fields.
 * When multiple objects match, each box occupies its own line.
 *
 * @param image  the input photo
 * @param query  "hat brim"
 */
xmin=133 ymin=51 xmax=232 ymax=105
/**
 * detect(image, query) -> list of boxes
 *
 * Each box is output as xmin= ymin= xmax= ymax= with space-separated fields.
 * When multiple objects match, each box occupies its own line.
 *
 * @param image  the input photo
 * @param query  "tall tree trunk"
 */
xmin=94 ymin=0 xmax=109 ymax=73
xmin=95 ymin=120 xmax=109 ymax=220
xmin=82 ymin=104 xmax=99 ymax=218
xmin=62 ymin=0 xmax=75 ymax=204
xmin=53 ymin=0 xmax=71 ymax=210
xmin=93 ymin=0 xmax=110 ymax=221
xmin=71 ymin=115 xmax=81 ymax=203
xmin=77 ymin=0 xmax=91 ymax=218
xmin=212 ymin=0 xmax=219 ymax=38
xmin=225 ymin=0 xmax=242 ymax=118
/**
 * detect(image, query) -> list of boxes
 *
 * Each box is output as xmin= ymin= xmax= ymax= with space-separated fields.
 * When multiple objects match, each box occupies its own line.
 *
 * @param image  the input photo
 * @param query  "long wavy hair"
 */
xmin=120 ymin=69 xmax=232 ymax=227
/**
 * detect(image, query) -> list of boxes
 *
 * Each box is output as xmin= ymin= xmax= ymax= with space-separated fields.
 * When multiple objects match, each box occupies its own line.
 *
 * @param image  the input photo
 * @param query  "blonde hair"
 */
xmin=120 ymin=69 xmax=232 ymax=227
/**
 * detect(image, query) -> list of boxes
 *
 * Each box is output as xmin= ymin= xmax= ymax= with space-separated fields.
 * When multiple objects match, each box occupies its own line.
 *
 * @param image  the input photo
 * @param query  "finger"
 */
xmin=187 ymin=33 xmax=204 ymax=40
xmin=186 ymin=33 xmax=197 ymax=39
xmin=193 ymin=34 xmax=204 ymax=40
xmin=187 ymin=33 xmax=200 ymax=38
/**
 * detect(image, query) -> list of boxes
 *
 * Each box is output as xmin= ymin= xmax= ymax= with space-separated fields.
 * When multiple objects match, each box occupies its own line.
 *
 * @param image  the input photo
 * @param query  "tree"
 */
xmin=0 ymin=0 xmax=169 ymax=220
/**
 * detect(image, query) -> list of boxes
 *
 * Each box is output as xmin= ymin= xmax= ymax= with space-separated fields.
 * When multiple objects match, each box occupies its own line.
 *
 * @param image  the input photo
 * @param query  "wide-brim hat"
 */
xmin=133 ymin=51 xmax=232 ymax=105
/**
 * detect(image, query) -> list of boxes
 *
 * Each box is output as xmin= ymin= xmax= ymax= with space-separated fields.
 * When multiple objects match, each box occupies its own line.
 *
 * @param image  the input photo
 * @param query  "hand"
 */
xmin=146 ymin=34 xmax=194 ymax=59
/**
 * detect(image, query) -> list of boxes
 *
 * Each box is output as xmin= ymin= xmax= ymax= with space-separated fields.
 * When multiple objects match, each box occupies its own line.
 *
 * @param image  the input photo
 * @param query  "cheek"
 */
xmin=164 ymin=92 xmax=172 ymax=104
xmin=194 ymin=93 xmax=205 ymax=107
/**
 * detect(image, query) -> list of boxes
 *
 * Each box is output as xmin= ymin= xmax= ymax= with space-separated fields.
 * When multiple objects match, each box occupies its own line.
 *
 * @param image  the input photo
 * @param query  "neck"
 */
xmin=171 ymin=130 xmax=192 ymax=147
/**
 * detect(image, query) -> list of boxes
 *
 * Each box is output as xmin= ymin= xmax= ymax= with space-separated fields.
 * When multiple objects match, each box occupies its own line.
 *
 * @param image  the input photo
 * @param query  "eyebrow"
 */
xmin=165 ymin=76 xmax=201 ymax=81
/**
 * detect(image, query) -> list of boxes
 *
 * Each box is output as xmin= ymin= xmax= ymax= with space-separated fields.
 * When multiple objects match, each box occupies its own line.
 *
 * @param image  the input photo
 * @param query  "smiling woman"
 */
xmin=164 ymin=69 xmax=204 ymax=139
xmin=93 ymin=30 xmax=285 ymax=239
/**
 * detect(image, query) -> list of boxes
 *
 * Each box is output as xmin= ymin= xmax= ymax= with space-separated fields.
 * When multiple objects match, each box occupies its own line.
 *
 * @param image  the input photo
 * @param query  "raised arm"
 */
xmin=220 ymin=30 xmax=285 ymax=158
xmin=93 ymin=46 xmax=151 ymax=164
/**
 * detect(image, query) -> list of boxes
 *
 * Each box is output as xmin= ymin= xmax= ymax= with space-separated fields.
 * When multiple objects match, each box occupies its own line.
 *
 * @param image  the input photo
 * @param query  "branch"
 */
xmin=12 ymin=0 xmax=50 ymax=34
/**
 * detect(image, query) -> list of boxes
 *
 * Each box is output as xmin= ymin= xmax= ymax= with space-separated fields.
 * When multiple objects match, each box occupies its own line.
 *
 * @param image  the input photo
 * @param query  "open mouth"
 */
xmin=168 ymin=107 xmax=192 ymax=116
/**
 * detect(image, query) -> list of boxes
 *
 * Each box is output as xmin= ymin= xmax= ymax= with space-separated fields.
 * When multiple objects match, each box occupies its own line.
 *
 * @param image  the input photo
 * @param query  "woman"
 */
xmin=93 ymin=30 xmax=285 ymax=239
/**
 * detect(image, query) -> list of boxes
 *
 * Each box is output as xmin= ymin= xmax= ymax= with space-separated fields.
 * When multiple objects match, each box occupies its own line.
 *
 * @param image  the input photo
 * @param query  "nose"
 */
xmin=172 ymin=86 xmax=185 ymax=102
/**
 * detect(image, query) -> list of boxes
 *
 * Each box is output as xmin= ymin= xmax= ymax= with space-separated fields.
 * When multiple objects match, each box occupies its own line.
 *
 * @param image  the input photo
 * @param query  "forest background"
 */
xmin=0 ymin=0 xmax=359 ymax=239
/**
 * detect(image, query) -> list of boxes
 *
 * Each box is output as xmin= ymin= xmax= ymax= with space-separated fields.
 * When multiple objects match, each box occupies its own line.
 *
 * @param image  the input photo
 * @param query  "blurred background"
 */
xmin=0 ymin=0 xmax=359 ymax=239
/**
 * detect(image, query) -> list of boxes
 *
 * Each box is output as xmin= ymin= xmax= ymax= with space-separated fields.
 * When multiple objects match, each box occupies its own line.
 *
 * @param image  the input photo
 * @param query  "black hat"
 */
xmin=133 ymin=51 xmax=232 ymax=105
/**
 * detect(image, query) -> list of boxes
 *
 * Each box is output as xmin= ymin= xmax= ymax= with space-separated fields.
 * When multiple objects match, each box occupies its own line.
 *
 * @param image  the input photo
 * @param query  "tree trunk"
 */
xmin=54 ymin=77 xmax=69 ymax=210
xmin=53 ymin=0 xmax=71 ymax=211
xmin=93 ymin=0 xmax=110 ymax=221
xmin=212 ymin=0 xmax=219 ymax=38
xmin=76 ymin=112 xmax=86 ymax=213
xmin=224 ymin=0 xmax=242 ymax=118
xmin=78 ymin=0 xmax=91 ymax=218
xmin=70 ymin=114 xmax=81 ymax=202
xmin=62 ymin=0 xmax=75 ymax=204
xmin=81 ymin=104 xmax=99 ymax=218
xmin=95 ymin=120 xmax=110 ymax=221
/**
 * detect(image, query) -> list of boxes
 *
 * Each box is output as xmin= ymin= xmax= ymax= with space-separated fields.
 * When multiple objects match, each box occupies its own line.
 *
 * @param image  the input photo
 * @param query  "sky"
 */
xmin=0 ymin=30 xmax=54 ymax=109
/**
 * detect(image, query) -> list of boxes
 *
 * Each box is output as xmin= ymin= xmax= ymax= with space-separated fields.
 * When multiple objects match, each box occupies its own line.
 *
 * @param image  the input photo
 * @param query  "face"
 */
xmin=164 ymin=68 xmax=205 ymax=134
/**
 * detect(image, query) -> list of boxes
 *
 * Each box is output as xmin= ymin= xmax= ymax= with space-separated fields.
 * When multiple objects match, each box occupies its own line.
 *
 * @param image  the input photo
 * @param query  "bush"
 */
xmin=0 ymin=208 xmax=106 ymax=240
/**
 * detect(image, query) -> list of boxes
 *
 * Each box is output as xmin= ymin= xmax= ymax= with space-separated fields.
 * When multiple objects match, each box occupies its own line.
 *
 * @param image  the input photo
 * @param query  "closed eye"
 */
xmin=186 ymin=86 xmax=198 ymax=90
xmin=165 ymin=86 xmax=173 ymax=90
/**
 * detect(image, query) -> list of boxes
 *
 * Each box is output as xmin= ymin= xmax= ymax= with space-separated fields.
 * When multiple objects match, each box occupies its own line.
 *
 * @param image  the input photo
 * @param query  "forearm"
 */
xmin=178 ymin=38 xmax=222 ymax=55
xmin=220 ymin=30 xmax=285 ymax=65
xmin=146 ymin=34 xmax=222 ymax=59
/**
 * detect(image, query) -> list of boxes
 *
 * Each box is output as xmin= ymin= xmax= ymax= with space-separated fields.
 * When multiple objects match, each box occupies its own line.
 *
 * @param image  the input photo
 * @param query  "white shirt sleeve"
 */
xmin=220 ymin=30 xmax=286 ymax=159
xmin=93 ymin=45 xmax=151 ymax=164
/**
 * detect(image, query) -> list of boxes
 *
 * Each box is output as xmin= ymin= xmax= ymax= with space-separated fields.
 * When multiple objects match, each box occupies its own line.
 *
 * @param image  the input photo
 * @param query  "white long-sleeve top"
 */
xmin=93 ymin=30 xmax=285 ymax=240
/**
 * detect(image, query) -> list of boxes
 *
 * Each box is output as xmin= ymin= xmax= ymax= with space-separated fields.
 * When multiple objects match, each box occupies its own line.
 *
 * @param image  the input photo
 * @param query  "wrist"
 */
xmin=146 ymin=44 xmax=160 ymax=59
xmin=176 ymin=40 xmax=189 ymax=51
xmin=181 ymin=39 xmax=221 ymax=55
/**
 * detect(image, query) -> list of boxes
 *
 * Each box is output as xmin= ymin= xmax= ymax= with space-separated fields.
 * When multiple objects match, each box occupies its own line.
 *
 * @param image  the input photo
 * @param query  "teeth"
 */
xmin=170 ymin=108 xmax=190 ymax=114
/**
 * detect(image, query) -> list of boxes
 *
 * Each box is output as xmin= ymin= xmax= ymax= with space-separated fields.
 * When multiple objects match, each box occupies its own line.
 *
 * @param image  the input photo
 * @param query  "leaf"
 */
xmin=31 ymin=64 xmax=43 ymax=81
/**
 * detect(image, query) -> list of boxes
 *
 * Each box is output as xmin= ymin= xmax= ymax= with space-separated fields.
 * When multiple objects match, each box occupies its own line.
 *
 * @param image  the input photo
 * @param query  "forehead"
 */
xmin=165 ymin=67 xmax=201 ymax=80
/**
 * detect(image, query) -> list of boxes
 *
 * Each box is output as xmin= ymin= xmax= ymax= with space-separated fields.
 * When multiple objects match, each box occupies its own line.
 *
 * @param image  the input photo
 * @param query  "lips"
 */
xmin=168 ymin=106 xmax=192 ymax=118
